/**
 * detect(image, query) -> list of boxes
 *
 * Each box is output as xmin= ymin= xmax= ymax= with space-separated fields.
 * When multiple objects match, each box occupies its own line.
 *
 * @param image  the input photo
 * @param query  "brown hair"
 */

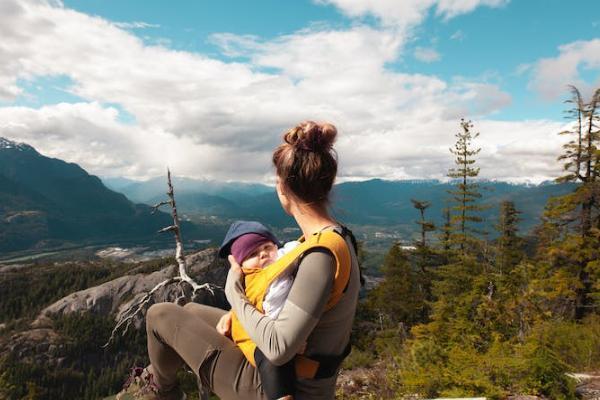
xmin=272 ymin=121 xmax=338 ymax=204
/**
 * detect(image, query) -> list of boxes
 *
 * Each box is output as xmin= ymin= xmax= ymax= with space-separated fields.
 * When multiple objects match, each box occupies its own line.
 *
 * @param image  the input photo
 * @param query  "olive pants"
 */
xmin=146 ymin=302 xmax=267 ymax=400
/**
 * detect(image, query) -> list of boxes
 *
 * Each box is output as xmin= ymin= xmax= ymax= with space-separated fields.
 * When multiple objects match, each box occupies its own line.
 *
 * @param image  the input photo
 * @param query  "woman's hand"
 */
xmin=225 ymin=255 xmax=246 ymax=305
xmin=227 ymin=255 xmax=243 ymax=281
xmin=216 ymin=311 xmax=233 ymax=337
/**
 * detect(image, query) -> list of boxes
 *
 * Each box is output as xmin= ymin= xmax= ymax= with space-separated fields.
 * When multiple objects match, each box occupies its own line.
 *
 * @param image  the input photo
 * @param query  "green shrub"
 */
xmin=519 ymin=342 xmax=576 ymax=400
xmin=529 ymin=314 xmax=600 ymax=371
xmin=395 ymin=332 xmax=579 ymax=400
xmin=343 ymin=348 xmax=377 ymax=370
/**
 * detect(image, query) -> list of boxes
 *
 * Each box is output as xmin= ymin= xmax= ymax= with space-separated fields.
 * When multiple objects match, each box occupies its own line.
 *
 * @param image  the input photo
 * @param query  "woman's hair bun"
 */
xmin=273 ymin=120 xmax=338 ymax=204
xmin=283 ymin=121 xmax=337 ymax=152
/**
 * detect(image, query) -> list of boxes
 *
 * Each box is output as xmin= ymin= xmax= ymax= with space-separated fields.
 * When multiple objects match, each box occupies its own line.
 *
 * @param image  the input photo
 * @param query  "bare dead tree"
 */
xmin=103 ymin=168 xmax=220 ymax=347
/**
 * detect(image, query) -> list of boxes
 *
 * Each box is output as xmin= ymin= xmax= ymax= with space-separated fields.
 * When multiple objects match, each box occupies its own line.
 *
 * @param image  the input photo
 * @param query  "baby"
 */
xmin=217 ymin=220 xmax=299 ymax=400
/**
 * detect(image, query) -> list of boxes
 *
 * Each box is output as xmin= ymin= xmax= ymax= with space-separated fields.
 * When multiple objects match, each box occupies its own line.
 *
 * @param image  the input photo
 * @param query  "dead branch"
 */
xmin=103 ymin=168 xmax=220 ymax=347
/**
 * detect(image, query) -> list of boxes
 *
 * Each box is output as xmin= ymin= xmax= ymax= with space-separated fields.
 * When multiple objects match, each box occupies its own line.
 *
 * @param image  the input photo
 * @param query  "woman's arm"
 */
xmin=225 ymin=249 xmax=335 ymax=366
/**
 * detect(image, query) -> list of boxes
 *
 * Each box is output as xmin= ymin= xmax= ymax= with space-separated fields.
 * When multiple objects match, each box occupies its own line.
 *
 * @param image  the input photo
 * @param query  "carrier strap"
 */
xmin=294 ymin=341 xmax=352 ymax=379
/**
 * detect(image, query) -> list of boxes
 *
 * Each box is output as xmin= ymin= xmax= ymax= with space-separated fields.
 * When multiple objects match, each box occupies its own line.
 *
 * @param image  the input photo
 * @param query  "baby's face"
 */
xmin=240 ymin=241 xmax=278 ymax=269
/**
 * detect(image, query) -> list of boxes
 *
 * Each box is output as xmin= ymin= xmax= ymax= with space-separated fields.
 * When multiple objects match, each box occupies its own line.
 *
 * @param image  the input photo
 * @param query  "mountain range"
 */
xmin=0 ymin=136 xmax=576 ymax=255
xmin=0 ymin=137 xmax=221 ymax=255
xmin=105 ymin=175 xmax=575 ymax=236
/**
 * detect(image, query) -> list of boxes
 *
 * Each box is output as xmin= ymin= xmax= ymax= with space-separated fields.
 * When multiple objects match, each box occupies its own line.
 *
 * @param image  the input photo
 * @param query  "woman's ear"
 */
xmin=276 ymin=177 xmax=285 ymax=197
xmin=276 ymin=177 xmax=293 ymax=216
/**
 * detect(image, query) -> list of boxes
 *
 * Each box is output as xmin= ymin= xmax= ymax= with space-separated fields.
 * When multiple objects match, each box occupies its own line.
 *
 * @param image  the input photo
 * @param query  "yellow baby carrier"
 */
xmin=230 ymin=227 xmax=353 ymax=378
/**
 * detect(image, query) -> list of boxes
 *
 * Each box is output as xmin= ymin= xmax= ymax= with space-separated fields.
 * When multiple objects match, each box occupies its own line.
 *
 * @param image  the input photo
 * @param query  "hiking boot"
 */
xmin=116 ymin=366 xmax=186 ymax=400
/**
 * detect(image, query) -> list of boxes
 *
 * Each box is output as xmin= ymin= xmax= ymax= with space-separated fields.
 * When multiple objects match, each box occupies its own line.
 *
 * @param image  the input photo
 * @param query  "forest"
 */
xmin=342 ymin=85 xmax=600 ymax=399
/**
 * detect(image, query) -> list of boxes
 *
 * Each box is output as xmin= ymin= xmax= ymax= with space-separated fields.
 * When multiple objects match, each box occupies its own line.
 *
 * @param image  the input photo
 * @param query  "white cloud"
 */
xmin=315 ymin=0 xmax=434 ymax=29
xmin=315 ymin=0 xmax=509 ymax=28
xmin=213 ymin=26 xmax=403 ymax=79
xmin=209 ymin=33 xmax=262 ymax=58
xmin=0 ymin=102 xmax=274 ymax=181
xmin=0 ymin=0 xmax=566 ymax=184
xmin=435 ymin=0 xmax=508 ymax=19
xmin=475 ymin=119 xmax=565 ymax=183
xmin=0 ymin=103 xmax=159 ymax=176
xmin=113 ymin=21 xmax=160 ymax=29
xmin=337 ymin=118 xmax=564 ymax=183
xmin=450 ymin=30 xmax=466 ymax=41
xmin=414 ymin=46 xmax=441 ymax=63
xmin=530 ymin=38 xmax=600 ymax=100
xmin=514 ymin=63 xmax=531 ymax=76
xmin=446 ymin=82 xmax=512 ymax=117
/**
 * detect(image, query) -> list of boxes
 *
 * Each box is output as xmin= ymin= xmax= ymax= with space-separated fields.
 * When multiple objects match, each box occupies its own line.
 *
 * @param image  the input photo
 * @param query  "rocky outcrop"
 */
xmin=33 ymin=248 xmax=228 ymax=328
xmin=2 ymin=327 xmax=69 ymax=368
xmin=570 ymin=373 xmax=600 ymax=400
xmin=2 ymin=248 xmax=229 ymax=368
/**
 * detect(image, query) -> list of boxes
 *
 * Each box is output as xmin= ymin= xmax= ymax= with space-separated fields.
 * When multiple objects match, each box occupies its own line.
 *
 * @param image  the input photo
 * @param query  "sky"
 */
xmin=0 ymin=0 xmax=599 ymax=184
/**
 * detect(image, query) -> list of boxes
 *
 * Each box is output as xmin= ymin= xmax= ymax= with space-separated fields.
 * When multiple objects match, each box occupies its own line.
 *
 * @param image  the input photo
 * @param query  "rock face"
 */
xmin=570 ymin=373 xmax=600 ymax=400
xmin=35 ymin=248 xmax=228 ymax=323
xmin=3 ymin=248 xmax=229 ymax=367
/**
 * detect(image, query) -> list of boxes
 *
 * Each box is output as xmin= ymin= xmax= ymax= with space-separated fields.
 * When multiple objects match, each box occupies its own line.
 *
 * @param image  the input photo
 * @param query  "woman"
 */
xmin=117 ymin=121 xmax=361 ymax=400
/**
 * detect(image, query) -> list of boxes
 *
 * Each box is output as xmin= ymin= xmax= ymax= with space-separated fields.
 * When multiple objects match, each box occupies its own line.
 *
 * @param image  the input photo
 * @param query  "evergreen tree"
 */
xmin=491 ymin=201 xmax=532 ymax=341
xmin=415 ymin=119 xmax=491 ymax=344
xmin=411 ymin=199 xmax=436 ymax=273
xmin=495 ymin=200 xmax=524 ymax=274
xmin=556 ymin=85 xmax=600 ymax=236
xmin=408 ymin=119 xmax=492 ymax=352
xmin=369 ymin=243 xmax=426 ymax=326
xmin=411 ymin=199 xmax=435 ymax=251
xmin=411 ymin=199 xmax=437 ymax=315
xmin=540 ymin=85 xmax=600 ymax=319
xmin=439 ymin=206 xmax=452 ymax=254
xmin=447 ymin=119 xmax=485 ymax=254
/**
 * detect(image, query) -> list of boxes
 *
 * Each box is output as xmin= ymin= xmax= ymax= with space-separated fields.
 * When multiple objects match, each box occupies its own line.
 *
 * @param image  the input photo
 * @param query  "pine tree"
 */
xmin=370 ymin=243 xmax=426 ymax=326
xmin=556 ymin=85 xmax=600 ymax=236
xmin=411 ymin=199 xmax=435 ymax=250
xmin=447 ymin=119 xmax=485 ymax=255
xmin=411 ymin=199 xmax=436 ymax=273
xmin=495 ymin=200 xmax=523 ymax=274
xmin=541 ymin=85 xmax=600 ymax=319
xmin=440 ymin=206 xmax=452 ymax=254
xmin=407 ymin=120 xmax=492 ymax=349
xmin=490 ymin=201 xmax=532 ymax=341
xmin=411 ymin=199 xmax=437 ymax=315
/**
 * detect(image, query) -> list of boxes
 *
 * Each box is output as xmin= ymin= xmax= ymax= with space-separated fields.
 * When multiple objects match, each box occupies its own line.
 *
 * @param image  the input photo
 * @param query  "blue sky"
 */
xmin=1 ymin=0 xmax=599 ymax=183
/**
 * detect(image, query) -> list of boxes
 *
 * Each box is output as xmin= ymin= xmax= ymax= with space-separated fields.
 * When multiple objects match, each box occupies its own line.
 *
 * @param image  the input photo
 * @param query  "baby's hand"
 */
xmin=216 ymin=311 xmax=233 ymax=337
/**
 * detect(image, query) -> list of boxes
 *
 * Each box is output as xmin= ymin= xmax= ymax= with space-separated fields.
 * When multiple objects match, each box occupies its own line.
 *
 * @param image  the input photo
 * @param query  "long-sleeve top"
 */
xmin=225 ymin=226 xmax=361 ymax=400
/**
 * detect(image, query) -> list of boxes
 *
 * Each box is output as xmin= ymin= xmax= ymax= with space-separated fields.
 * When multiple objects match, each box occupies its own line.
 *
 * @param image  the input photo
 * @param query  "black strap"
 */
xmin=340 ymin=225 xmax=358 ymax=255
xmin=333 ymin=225 xmax=365 ymax=288
xmin=311 ymin=340 xmax=352 ymax=379
xmin=254 ymin=348 xmax=295 ymax=399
